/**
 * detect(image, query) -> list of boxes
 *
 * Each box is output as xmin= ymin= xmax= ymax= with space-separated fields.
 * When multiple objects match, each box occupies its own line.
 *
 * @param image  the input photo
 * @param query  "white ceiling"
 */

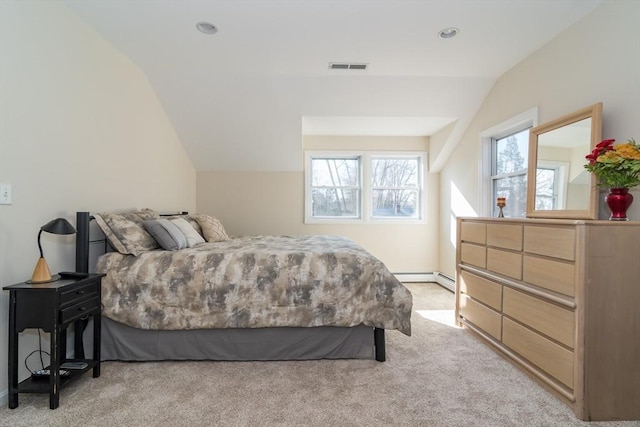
xmin=63 ymin=0 xmax=603 ymax=171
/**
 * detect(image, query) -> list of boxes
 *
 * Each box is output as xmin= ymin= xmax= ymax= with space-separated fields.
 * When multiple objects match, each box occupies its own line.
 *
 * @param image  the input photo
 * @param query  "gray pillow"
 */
xmin=94 ymin=210 xmax=160 ymax=256
xmin=143 ymin=219 xmax=188 ymax=251
xmin=170 ymin=218 xmax=205 ymax=247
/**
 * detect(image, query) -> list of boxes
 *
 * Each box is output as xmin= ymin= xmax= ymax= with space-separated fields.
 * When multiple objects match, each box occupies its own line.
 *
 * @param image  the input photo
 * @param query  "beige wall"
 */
xmin=197 ymin=136 xmax=440 ymax=273
xmin=438 ymin=0 xmax=640 ymax=278
xmin=0 ymin=1 xmax=196 ymax=397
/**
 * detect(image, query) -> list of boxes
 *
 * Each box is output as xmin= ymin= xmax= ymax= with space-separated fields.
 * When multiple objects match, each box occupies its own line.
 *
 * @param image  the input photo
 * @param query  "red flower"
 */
xmin=596 ymin=139 xmax=615 ymax=149
xmin=585 ymin=139 xmax=616 ymax=164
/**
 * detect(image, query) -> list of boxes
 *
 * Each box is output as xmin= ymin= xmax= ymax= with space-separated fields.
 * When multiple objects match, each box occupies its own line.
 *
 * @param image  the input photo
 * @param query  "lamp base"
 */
xmin=26 ymin=274 xmax=60 ymax=284
xmin=30 ymin=257 xmax=55 ymax=283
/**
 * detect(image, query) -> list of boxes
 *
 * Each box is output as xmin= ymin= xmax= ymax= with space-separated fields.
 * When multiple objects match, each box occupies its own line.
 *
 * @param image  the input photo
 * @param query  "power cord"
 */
xmin=24 ymin=329 xmax=50 ymax=374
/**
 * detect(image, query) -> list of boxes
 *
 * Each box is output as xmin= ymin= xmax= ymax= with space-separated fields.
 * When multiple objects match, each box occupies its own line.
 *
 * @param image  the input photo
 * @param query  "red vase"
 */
xmin=605 ymin=188 xmax=634 ymax=221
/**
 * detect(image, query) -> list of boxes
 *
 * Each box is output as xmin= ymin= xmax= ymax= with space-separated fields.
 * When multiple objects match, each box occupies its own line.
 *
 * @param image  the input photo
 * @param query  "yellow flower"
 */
xmin=597 ymin=150 xmax=623 ymax=163
xmin=614 ymin=143 xmax=640 ymax=160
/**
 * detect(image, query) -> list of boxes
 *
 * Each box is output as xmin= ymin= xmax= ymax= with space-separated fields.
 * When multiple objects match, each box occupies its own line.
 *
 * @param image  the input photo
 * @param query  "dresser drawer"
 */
xmin=459 ymin=270 xmax=502 ymax=311
xmin=460 ymin=222 xmax=486 ymax=244
xmin=460 ymin=243 xmax=486 ymax=268
xmin=503 ymin=317 xmax=574 ymax=389
xmin=60 ymin=281 xmax=99 ymax=307
xmin=60 ymin=296 xmax=100 ymax=323
xmin=523 ymin=226 xmax=576 ymax=261
xmin=487 ymin=248 xmax=522 ymax=280
xmin=459 ymin=294 xmax=501 ymax=340
xmin=523 ymin=255 xmax=575 ymax=297
xmin=503 ymin=287 xmax=574 ymax=348
xmin=487 ymin=224 xmax=522 ymax=251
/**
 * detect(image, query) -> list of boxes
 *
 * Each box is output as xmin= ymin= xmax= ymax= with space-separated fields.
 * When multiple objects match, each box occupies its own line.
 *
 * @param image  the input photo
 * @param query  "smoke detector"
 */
xmin=196 ymin=22 xmax=218 ymax=35
xmin=438 ymin=27 xmax=459 ymax=39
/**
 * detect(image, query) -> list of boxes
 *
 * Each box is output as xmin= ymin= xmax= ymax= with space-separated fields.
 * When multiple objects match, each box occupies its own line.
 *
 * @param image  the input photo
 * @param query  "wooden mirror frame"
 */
xmin=526 ymin=103 xmax=602 ymax=219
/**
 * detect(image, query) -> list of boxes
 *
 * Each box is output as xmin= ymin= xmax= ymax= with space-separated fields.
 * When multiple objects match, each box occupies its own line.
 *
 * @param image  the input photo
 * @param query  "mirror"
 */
xmin=526 ymin=103 xmax=602 ymax=219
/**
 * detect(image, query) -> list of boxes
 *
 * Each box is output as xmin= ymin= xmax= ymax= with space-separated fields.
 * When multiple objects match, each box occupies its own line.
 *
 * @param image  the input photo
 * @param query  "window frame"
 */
xmin=305 ymin=151 xmax=426 ymax=224
xmin=306 ymin=153 xmax=363 ymax=222
xmin=479 ymin=108 xmax=539 ymax=217
xmin=534 ymin=160 xmax=569 ymax=210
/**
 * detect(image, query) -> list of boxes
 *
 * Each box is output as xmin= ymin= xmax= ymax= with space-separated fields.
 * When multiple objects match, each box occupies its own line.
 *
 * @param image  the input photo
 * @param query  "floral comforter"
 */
xmin=96 ymin=235 xmax=412 ymax=335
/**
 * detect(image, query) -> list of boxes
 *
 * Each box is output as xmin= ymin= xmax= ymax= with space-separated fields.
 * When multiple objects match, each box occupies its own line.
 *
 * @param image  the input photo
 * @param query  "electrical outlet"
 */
xmin=0 ymin=183 xmax=12 ymax=205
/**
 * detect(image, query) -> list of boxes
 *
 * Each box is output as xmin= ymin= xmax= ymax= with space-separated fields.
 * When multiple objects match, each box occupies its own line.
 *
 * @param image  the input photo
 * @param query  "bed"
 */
xmin=75 ymin=210 xmax=412 ymax=362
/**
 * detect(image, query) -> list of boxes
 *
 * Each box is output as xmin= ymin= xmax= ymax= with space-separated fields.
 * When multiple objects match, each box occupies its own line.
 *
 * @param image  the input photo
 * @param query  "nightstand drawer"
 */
xmin=60 ymin=296 xmax=100 ymax=323
xmin=60 ymin=282 xmax=99 ymax=307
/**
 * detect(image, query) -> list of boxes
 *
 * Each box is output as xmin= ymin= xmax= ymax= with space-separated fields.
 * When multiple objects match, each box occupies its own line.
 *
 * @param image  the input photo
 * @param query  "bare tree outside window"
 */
xmin=371 ymin=157 xmax=420 ymax=218
xmin=310 ymin=157 xmax=360 ymax=217
xmin=492 ymin=130 xmax=529 ymax=217
xmin=306 ymin=152 xmax=425 ymax=222
xmin=535 ymin=168 xmax=557 ymax=210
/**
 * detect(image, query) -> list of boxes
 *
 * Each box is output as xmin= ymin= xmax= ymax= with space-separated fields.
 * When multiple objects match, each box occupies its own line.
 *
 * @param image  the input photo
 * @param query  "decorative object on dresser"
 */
xmin=29 ymin=217 xmax=76 ymax=283
xmin=584 ymin=138 xmax=640 ymax=221
xmin=3 ymin=273 xmax=105 ymax=409
xmin=455 ymin=217 xmax=640 ymax=421
xmin=526 ymin=103 xmax=602 ymax=220
xmin=496 ymin=197 xmax=506 ymax=218
xmin=604 ymin=187 xmax=634 ymax=221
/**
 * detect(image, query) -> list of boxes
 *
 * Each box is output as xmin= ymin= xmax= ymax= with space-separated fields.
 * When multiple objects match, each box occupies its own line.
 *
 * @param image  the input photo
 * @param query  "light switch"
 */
xmin=0 ymin=183 xmax=12 ymax=205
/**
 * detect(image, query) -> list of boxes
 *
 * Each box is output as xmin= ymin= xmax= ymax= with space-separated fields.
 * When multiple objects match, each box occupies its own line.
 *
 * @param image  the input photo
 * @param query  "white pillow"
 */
xmin=170 ymin=218 xmax=205 ymax=247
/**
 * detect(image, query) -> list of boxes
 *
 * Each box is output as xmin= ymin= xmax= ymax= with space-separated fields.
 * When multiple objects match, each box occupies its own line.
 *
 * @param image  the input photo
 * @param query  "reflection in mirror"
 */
xmin=534 ymin=117 xmax=591 ymax=211
xmin=526 ymin=103 xmax=602 ymax=219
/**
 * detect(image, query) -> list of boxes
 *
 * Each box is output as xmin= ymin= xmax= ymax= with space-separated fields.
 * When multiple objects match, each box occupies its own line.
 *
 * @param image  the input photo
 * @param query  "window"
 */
xmin=480 ymin=107 xmax=538 ymax=218
xmin=371 ymin=156 xmax=421 ymax=219
xmin=309 ymin=156 xmax=361 ymax=219
xmin=491 ymin=129 xmax=529 ymax=217
xmin=305 ymin=152 xmax=425 ymax=223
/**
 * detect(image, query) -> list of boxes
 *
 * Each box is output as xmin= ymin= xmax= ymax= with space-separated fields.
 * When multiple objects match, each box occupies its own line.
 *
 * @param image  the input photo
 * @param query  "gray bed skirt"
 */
xmin=96 ymin=317 xmax=376 ymax=361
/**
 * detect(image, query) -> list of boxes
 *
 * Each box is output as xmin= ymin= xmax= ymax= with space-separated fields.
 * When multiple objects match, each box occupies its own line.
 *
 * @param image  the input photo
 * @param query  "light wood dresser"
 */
xmin=455 ymin=217 xmax=640 ymax=421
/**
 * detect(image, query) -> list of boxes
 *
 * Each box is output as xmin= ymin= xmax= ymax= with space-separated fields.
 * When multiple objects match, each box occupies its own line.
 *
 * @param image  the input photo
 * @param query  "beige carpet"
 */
xmin=1 ymin=283 xmax=638 ymax=427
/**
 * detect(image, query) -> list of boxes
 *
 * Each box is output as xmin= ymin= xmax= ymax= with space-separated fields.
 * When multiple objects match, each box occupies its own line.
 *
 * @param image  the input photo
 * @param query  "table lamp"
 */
xmin=30 ymin=218 xmax=76 ymax=283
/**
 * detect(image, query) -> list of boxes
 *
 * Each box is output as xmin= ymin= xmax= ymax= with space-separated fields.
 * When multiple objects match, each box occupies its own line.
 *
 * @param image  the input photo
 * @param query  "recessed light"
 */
xmin=196 ymin=22 xmax=218 ymax=35
xmin=438 ymin=27 xmax=459 ymax=39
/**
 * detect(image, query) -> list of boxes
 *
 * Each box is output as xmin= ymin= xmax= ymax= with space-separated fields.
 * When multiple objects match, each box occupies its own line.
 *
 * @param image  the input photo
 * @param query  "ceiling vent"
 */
xmin=329 ymin=62 xmax=368 ymax=70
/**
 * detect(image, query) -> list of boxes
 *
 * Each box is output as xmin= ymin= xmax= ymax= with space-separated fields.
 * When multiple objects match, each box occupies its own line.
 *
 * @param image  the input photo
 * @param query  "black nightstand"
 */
xmin=3 ymin=273 xmax=104 ymax=409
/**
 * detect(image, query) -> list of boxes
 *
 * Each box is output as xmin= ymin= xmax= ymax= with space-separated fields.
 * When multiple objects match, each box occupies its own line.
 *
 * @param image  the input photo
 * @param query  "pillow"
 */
xmin=163 ymin=214 xmax=203 ymax=237
xmin=170 ymin=218 xmax=205 ymax=247
xmin=143 ymin=219 xmax=188 ymax=251
xmin=94 ymin=210 xmax=160 ymax=256
xmin=193 ymin=213 xmax=229 ymax=242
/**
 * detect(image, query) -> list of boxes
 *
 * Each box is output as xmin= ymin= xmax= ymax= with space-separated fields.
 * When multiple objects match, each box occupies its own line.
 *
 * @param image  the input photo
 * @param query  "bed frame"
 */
xmin=74 ymin=212 xmax=386 ymax=362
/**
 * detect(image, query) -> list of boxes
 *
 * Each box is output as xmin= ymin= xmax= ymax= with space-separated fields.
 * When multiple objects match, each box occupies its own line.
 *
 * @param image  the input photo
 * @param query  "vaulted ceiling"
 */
xmin=63 ymin=0 xmax=602 ymax=171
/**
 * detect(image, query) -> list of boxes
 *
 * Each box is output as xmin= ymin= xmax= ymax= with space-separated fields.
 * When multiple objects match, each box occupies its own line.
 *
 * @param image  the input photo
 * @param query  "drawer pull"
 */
xmin=77 ymin=290 xmax=85 ymax=295
xmin=78 ymin=307 xmax=87 ymax=312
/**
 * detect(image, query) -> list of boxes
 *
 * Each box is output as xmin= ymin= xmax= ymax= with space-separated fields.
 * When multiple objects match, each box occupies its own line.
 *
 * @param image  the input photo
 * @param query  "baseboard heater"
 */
xmin=393 ymin=272 xmax=455 ymax=293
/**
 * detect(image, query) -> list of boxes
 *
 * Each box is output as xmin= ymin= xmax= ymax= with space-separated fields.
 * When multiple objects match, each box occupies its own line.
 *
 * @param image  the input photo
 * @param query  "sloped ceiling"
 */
xmin=63 ymin=0 xmax=602 ymax=171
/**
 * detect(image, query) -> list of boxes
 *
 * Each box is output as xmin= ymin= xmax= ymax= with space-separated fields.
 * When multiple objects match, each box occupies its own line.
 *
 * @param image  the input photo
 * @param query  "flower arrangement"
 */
xmin=584 ymin=138 xmax=640 ymax=188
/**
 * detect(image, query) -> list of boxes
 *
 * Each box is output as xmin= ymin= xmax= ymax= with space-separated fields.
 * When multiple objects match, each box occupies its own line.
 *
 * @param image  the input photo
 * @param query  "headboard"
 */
xmin=75 ymin=212 xmax=109 ymax=274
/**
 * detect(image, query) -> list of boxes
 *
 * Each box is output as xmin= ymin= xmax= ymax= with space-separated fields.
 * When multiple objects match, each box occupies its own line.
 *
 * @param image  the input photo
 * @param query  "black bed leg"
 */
xmin=374 ymin=328 xmax=385 ymax=362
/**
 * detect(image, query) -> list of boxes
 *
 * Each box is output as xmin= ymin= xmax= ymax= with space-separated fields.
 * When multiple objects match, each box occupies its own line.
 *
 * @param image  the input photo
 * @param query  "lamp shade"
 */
xmin=41 ymin=218 xmax=76 ymax=235
xmin=30 ymin=217 xmax=76 ymax=283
